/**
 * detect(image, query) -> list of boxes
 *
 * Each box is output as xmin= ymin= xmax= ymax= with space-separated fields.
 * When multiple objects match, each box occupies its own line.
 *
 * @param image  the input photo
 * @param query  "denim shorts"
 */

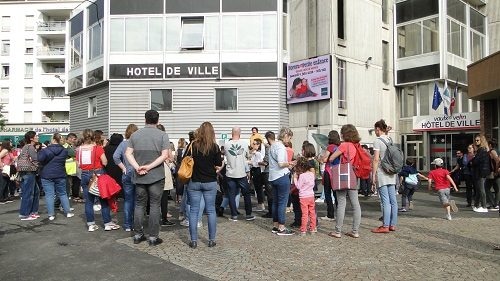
xmin=437 ymin=188 xmax=450 ymax=205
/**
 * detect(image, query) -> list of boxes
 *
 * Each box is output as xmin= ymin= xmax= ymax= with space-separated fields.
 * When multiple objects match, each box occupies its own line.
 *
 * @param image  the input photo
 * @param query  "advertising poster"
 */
xmin=286 ymin=55 xmax=331 ymax=104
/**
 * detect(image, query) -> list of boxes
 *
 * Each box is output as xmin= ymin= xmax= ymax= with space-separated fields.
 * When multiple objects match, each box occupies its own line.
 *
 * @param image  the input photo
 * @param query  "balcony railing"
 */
xmin=37 ymin=46 xmax=65 ymax=56
xmin=37 ymin=21 xmax=66 ymax=32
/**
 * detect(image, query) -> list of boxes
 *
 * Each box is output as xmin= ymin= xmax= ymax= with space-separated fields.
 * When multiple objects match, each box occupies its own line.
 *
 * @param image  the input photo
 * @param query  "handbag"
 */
xmin=330 ymin=145 xmax=357 ymax=191
xmin=17 ymin=145 xmax=38 ymax=172
xmin=88 ymin=173 xmax=100 ymax=197
xmin=178 ymin=144 xmax=194 ymax=183
xmin=405 ymin=174 xmax=419 ymax=185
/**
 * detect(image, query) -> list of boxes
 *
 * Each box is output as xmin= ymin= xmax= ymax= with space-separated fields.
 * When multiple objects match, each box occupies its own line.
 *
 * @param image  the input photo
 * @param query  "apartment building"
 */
xmin=0 ymin=0 xmax=79 ymax=143
xmin=68 ymin=0 xmax=289 ymax=141
xmin=395 ymin=0 xmax=487 ymax=170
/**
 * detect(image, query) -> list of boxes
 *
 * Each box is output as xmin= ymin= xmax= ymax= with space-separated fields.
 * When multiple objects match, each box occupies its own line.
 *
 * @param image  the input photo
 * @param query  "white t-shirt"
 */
xmin=373 ymin=135 xmax=397 ymax=187
xmin=224 ymin=139 xmax=249 ymax=178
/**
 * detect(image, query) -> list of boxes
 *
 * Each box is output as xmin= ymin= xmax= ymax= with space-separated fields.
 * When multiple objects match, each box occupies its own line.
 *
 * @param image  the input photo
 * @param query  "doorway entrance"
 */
xmin=429 ymin=132 xmax=477 ymax=170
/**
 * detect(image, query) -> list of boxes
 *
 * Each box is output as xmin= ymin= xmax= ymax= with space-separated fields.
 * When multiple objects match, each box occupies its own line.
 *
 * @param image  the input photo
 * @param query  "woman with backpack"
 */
xmin=319 ymin=130 xmax=341 ymax=221
xmin=398 ymin=159 xmax=428 ymax=212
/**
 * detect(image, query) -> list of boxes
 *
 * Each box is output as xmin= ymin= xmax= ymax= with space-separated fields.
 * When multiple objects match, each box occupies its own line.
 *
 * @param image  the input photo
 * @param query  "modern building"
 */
xmin=0 ymin=0 xmax=79 ymax=143
xmin=287 ymin=0 xmax=399 ymax=151
xmin=395 ymin=0 xmax=486 ymax=170
xmin=67 ymin=0 xmax=290 ymax=141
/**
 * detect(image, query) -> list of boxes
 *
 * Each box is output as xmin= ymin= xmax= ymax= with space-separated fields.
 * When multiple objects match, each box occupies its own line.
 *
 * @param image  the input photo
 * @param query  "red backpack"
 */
xmin=352 ymin=143 xmax=371 ymax=179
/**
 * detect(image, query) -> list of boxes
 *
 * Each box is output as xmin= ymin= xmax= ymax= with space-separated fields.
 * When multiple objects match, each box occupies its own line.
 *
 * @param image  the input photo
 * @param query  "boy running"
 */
xmin=428 ymin=158 xmax=458 ymax=220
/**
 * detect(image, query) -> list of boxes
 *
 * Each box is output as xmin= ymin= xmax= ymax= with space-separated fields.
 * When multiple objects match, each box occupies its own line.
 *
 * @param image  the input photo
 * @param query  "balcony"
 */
xmin=37 ymin=46 xmax=65 ymax=62
xmin=37 ymin=21 xmax=66 ymax=32
xmin=40 ymin=74 xmax=65 ymax=87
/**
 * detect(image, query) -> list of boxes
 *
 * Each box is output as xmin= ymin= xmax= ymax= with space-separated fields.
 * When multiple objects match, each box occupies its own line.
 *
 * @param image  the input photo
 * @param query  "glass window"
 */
xmin=471 ymin=31 xmax=484 ymax=62
xmin=88 ymin=96 xmax=97 ymax=117
xmin=204 ymin=16 xmax=219 ymax=50
xmin=283 ymin=15 xmax=288 ymax=51
xmin=396 ymin=0 xmax=438 ymax=24
xmin=1 ymin=64 xmax=9 ymax=79
xmin=1 ymin=40 xmax=9 ymax=55
xmin=460 ymin=88 xmax=469 ymax=113
xmin=215 ymin=88 xmax=237 ymax=111
xmin=398 ymin=22 xmax=421 ymax=57
xmin=237 ymin=15 xmax=261 ymax=49
xmin=222 ymin=16 xmax=237 ymax=50
xmin=263 ymin=15 xmax=277 ymax=49
xmin=0 ymin=88 xmax=8 ymax=104
xmin=24 ymin=87 xmax=33 ymax=103
xmin=447 ymin=0 xmax=465 ymax=24
xmin=422 ymin=18 xmax=439 ymax=53
xmin=25 ymin=39 xmax=34 ymax=54
xmin=110 ymin=18 xmax=124 ymax=52
xmin=383 ymin=41 xmax=389 ymax=84
xmin=401 ymin=86 xmax=416 ymax=117
xmin=1 ymin=16 xmax=10 ymax=32
xmin=447 ymin=19 xmax=465 ymax=57
xmin=89 ymin=22 xmax=103 ymax=60
xmin=24 ymin=111 xmax=32 ymax=123
xmin=25 ymin=63 xmax=33 ymax=79
xmin=470 ymin=9 xmax=485 ymax=34
xmin=151 ymin=89 xmax=172 ymax=111
xmin=337 ymin=0 xmax=344 ymax=39
xmin=149 ymin=17 xmax=163 ymax=51
xmin=471 ymin=98 xmax=478 ymax=112
xmin=125 ymin=18 xmax=148 ymax=51
xmin=25 ymin=15 xmax=34 ymax=31
xmin=338 ymin=59 xmax=346 ymax=109
xmin=166 ymin=16 xmax=181 ymax=51
xmin=382 ymin=0 xmax=388 ymax=24
xmin=71 ymin=34 xmax=82 ymax=68
xmin=181 ymin=18 xmax=204 ymax=49
xmin=418 ymin=83 xmax=430 ymax=116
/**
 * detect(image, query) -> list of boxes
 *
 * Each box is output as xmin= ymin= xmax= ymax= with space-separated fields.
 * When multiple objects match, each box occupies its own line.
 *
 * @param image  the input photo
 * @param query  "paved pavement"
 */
xmin=1 ymin=188 xmax=499 ymax=281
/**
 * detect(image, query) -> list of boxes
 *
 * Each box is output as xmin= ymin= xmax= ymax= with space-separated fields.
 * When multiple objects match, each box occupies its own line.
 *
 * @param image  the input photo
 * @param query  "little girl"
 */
xmin=293 ymin=157 xmax=317 ymax=235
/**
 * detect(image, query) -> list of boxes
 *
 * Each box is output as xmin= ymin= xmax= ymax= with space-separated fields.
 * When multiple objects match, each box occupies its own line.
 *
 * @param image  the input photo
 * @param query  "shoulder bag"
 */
xmin=178 ymin=143 xmax=194 ymax=183
xmin=330 ymin=143 xmax=357 ymax=191
xmin=17 ymin=145 xmax=38 ymax=172
xmin=83 ymin=147 xmax=101 ymax=197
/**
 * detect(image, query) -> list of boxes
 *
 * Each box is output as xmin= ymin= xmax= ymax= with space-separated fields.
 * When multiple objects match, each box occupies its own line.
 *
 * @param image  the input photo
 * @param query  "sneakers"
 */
xmin=446 ymin=214 xmax=452 ymax=220
xmin=276 ymin=227 xmax=295 ymax=236
xmin=398 ymin=208 xmax=407 ymax=212
xmin=88 ymin=224 xmax=99 ymax=232
xmin=487 ymin=205 xmax=499 ymax=211
xmin=473 ymin=207 xmax=489 ymax=213
xmin=197 ymin=221 xmax=202 ymax=228
xmin=20 ymin=215 xmax=37 ymax=221
xmin=60 ymin=206 xmax=75 ymax=212
xmin=148 ymin=237 xmax=163 ymax=246
xmin=161 ymin=219 xmax=176 ymax=227
xmin=319 ymin=216 xmax=335 ymax=221
xmin=409 ymin=201 xmax=414 ymax=210
xmin=228 ymin=216 xmax=238 ymax=222
xmin=31 ymin=213 xmax=40 ymax=219
xmin=180 ymin=219 xmax=189 ymax=227
xmin=245 ymin=215 xmax=256 ymax=221
xmin=315 ymin=198 xmax=325 ymax=203
xmin=104 ymin=223 xmax=121 ymax=231
xmin=66 ymin=213 xmax=75 ymax=218
xmin=389 ymin=226 xmax=396 ymax=231
xmin=371 ymin=226 xmax=390 ymax=233
xmin=309 ymin=228 xmax=318 ymax=234
xmin=133 ymin=235 xmax=147 ymax=244
xmin=449 ymin=200 xmax=458 ymax=212
xmin=285 ymin=207 xmax=292 ymax=213
xmin=253 ymin=204 xmax=265 ymax=212
xmin=49 ymin=216 xmax=55 ymax=221
xmin=298 ymin=231 xmax=307 ymax=236
xmin=271 ymin=227 xmax=279 ymax=234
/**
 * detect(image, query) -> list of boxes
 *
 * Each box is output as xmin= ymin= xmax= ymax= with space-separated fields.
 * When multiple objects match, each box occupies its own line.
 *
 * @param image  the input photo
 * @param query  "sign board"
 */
xmin=413 ymin=112 xmax=480 ymax=131
xmin=286 ymin=54 xmax=331 ymax=104
xmin=221 ymin=133 xmax=227 ymax=140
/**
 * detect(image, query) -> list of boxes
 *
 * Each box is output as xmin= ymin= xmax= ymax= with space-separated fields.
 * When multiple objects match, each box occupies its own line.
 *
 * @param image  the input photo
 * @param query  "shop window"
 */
xmin=88 ymin=96 xmax=97 ymax=117
xmin=215 ymin=88 xmax=237 ymax=111
xmin=150 ymin=89 xmax=172 ymax=112
xmin=181 ymin=18 xmax=204 ymax=49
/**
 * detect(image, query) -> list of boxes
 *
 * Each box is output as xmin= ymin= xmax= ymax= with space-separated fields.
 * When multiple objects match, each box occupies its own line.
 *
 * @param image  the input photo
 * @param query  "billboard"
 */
xmin=286 ymin=55 xmax=331 ymax=104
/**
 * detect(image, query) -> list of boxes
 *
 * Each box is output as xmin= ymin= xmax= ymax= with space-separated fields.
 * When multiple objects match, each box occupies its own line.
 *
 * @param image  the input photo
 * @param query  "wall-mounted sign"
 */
xmin=413 ymin=112 xmax=480 ymax=131
xmin=109 ymin=64 xmax=163 ymax=79
xmin=0 ymin=124 xmax=70 ymax=133
xmin=286 ymin=55 xmax=331 ymax=104
xmin=164 ymin=63 xmax=219 ymax=78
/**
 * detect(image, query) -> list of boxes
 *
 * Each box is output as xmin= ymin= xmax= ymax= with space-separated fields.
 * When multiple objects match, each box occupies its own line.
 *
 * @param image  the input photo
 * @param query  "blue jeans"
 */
xmin=81 ymin=170 xmax=111 ymax=225
xmin=226 ymin=176 xmax=252 ymax=217
xmin=122 ymin=171 xmax=135 ymax=229
xmin=221 ymin=193 xmax=240 ymax=209
xmin=19 ymin=172 xmax=40 ymax=217
xmin=183 ymin=189 xmax=204 ymax=223
xmin=41 ymin=177 xmax=71 ymax=216
xmin=188 ymin=181 xmax=217 ymax=241
xmin=270 ymin=174 xmax=290 ymax=225
xmin=379 ymin=184 xmax=398 ymax=227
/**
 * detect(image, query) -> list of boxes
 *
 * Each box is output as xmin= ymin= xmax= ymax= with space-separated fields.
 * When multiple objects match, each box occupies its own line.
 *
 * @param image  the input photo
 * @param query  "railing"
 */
xmin=37 ymin=21 xmax=66 ymax=32
xmin=37 ymin=46 xmax=65 ymax=56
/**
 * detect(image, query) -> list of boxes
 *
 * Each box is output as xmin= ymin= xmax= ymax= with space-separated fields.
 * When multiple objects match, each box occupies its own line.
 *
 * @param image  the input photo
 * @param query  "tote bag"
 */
xmin=178 ymin=144 xmax=194 ymax=183
xmin=330 ymin=144 xmax=357 ymax=191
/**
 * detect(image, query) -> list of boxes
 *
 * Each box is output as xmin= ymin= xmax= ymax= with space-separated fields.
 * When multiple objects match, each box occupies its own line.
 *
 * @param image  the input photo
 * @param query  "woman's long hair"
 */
xmin=194 ymin=122 xmax=216 ymax=156
xmin=340 ymin=124 xmax=361 ymax=143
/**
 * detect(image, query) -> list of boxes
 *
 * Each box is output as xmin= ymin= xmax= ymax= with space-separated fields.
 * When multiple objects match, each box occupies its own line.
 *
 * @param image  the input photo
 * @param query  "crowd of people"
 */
xmin=1 ymin=110 xmax=499 ymax=248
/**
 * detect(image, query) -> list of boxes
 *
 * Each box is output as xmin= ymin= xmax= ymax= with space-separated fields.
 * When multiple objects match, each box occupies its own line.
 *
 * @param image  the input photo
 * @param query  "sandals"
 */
xmin=328 ymin=232 xmax=341 ymax=238
xmin=345 ymin=232 xmax=360 ymax=238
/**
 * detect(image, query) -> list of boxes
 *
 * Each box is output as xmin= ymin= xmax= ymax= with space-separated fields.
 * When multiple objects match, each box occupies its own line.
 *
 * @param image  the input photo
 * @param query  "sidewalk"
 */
xmin=1 ymin=189 xmax=499 ymax=281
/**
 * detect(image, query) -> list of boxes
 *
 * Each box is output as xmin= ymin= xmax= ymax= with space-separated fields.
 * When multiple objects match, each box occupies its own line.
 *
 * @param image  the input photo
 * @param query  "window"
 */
xmin=1 ymin=64 xmax=9 ymax=79
xmin=111 ymin=17 xmax=163 ymax=52
xmin=337 ymin=59 xmax=346 ymax=109
xmin=382 ymin=0 xmax=388 ymax=24
xmin=25 ymin=63 xmax=33 ymax=79
xmin=204 ymin=16 xmax=219 ymax=50
xmin=418 ymin=83 xmax=430 ymax=116
xmin=470 ymin=9 xmax=485 ymax=34
xmin=215 ymin=88 xmax=237 ymax=111
xmin=382 ymin=41 xmax=389 ymax=84
xmin=337 ymin=0 xmax=345 ymax=39
xmin=25 ymin=39 xmax=34 ymax=54
xmin=0 ymin=88 xmax=8 ymax=104
xmin=166 ymin=17 xmax=180 ymax=51
xmin=43 ymin=88 xmax=65 ymax=98
xmin=181 ymin=18 xmax=204 ymax=49
xmin=88 ymin=96 xmax=97 ymax=117
xmin=71 ymin=33 xmax=82 ymax=68
xmin=422 ymin=18 xmax=439 ymax=53
xmin=24 ymin=88 xmax=33 ymax=103
xmin=400 ymin=86 xmax=416 ymax=118
xmin=222 ymin=14 xmax=277 ymax=50
xmin=397 ymin=17 xmax=439 ymax=58
xmin=460 ymin=89 xmax=469 ymax=113
xmin=150 ymin=89 xmax=172 ymax=111
xmin=447 ymin=0 xmax=466 ymax=24
xmin=24 ymin=111 xmax=32 ymax=123
xmin=88 ymin=22 xmax=103 ymax=60
xmin=126 ymin=18 xmax=148 ymax=51
xmin=1 ymin=40 xmax=9 ymax=55
xmin=283 ymin=15 xmax=288 ymax=51
xmin=1 ymin=16 xmax=10 ymax=32
xmin=25 ymin=15 xmax=35 ymax=31
xmin=110 ymin=18 xmax=124 ymax=52
xmin=447 ymin=19 xmax=466 ymax=58
xmin=471 ymin=31 xmax=485 ymax=62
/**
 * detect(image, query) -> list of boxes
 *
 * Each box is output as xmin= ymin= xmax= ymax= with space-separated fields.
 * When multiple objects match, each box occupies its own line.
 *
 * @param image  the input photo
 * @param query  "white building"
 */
xmin=68 ymin=0 xmax=290 ymax=141
xmin=0 ymin=0 xmax=79 ymax=143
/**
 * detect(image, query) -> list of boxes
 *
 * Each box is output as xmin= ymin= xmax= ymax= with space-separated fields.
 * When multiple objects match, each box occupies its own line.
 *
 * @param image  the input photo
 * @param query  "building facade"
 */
xmin=287 ymin=0 xmax=399 ymax=151
xmin=0 ymin=0 xmax=78 ymax=143
xmin=395 ymin=0 xmax=486 ymax=171
xmin=68 ymin=0 xmax=290 ymax=141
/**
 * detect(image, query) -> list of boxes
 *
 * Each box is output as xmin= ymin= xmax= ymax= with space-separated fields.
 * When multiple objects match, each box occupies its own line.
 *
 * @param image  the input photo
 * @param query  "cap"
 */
xmin=431 ymin=158 xmax=444 ymax=166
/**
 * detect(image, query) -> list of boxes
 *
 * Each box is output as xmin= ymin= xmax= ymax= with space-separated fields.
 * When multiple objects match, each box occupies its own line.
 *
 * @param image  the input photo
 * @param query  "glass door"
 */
xmin=430 ymin=133 xmax=476 ymax=170
xmin=405 ymin=141 xmax=424 ymax=171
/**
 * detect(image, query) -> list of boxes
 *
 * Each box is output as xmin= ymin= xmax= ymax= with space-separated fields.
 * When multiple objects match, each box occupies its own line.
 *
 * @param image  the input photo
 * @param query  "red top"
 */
xmin=1 ymin=150 xmax=15 ymax=166
xmin=338 ymin=142 xmax=357 ymax=164
xmin=76 ymin=145 xmax=105 ymax=171
xmin=428 ymin=168 xmax=451 ymax=190
xmin=285 ymin=147 xmax=294 ymax=162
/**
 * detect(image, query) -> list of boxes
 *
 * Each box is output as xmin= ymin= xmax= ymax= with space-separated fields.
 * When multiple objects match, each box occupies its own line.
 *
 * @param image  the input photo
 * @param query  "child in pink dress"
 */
xmin=293 ymin=157 xmax=317 ymax=235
